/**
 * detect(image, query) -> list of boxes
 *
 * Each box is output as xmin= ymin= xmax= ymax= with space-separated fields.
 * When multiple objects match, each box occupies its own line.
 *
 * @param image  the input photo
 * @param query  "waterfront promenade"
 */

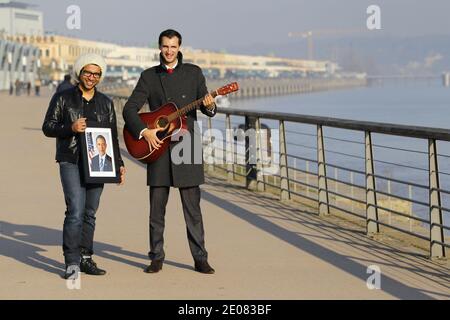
xmin=0 ymin=89 xmax=449 ymax=299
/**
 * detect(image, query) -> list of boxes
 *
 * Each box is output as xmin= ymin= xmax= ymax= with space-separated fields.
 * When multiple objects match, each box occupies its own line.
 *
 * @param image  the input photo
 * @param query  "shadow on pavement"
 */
xmin=201 ymin=183 xmax=449 ymax=300
xmin=0 ymin=221 xmax=192 ymax=277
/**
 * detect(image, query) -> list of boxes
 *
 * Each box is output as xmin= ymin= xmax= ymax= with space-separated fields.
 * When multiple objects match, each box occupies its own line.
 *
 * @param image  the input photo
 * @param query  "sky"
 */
xmin=23 ymin=0 xmax=450 ymax=52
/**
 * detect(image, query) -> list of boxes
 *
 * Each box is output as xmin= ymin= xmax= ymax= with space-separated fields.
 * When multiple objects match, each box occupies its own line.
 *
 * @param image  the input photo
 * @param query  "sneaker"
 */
xmin=80 ymin=256 xmax=106 ymax=276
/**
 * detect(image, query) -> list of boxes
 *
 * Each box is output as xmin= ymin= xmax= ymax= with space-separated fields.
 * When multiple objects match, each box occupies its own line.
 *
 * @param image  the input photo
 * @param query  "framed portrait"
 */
xmin=79 ymin=122 xmax=121 ymax=184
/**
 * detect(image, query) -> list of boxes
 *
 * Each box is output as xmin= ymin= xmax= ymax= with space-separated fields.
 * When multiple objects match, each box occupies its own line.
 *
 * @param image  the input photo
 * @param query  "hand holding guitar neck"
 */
xmin=202 ymin=94 xmax=215 ymax=110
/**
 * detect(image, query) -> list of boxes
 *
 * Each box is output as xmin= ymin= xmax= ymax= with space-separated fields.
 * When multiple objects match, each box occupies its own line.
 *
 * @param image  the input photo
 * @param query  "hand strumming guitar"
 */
xmin=142 ymin=127 xmax=165 ymax=152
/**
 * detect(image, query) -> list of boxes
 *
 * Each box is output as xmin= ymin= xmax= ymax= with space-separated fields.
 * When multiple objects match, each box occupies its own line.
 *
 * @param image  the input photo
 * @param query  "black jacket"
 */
xmin=123 ymin=52 xmax=216 ymax=187
xmin=42 ymin=86 xmax=124 ymax=167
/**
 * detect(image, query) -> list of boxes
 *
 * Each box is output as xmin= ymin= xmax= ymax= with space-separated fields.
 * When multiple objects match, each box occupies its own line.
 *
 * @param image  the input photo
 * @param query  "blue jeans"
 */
xmin=59 ymin=162 xmax=103 ymax=265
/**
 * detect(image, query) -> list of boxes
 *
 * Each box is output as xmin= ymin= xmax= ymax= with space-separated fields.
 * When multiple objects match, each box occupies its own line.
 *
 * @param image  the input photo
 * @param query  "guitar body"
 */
xmin=123 ymin=82 xmax=239 ymax=164
xmin=123 ymin=102 xmax=186 ymax=163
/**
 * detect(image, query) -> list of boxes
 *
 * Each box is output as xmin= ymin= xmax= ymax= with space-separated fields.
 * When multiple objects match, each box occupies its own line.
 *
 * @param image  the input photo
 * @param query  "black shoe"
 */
xmin=144 ymin=260 xmax=163 ymax=273
xmin=194 ymin=260 xmax=215 ymax=274
xmin=80 ymin=257 xmax=106 ymax=276
xmin=64 ymin=264 xmax=80 ymax=279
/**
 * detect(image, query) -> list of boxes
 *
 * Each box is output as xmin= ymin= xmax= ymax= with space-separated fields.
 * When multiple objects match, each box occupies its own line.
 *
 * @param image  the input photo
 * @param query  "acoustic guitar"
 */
xmin=123 ymin=82 xmax=239 ymax=163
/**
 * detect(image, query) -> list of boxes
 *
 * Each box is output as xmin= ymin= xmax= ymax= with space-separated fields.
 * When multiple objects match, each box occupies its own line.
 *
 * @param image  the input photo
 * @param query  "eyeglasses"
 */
xmin=81 ymin=70 xmax=102 ymax=79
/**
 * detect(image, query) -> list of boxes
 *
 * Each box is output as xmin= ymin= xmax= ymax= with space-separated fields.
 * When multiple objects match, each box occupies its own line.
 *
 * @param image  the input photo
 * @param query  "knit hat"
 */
xmin=72 ymin=53 xmax=107 ymax=84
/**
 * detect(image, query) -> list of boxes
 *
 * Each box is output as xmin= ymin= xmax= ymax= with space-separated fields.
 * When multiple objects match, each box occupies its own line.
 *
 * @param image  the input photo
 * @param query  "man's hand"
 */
xmin=142 ymin=127 xmax=165 ymax=152
xmin=72 ymin=118 xmax=87 ymax=133
xmin=202 ymin=94 xmax=215 ymax=111
xmin=118 ymin=166 xmax=126 ymax=186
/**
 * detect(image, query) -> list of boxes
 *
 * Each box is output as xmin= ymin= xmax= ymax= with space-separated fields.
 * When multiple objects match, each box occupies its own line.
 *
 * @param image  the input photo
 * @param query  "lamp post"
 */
xmin=36 ymin=58 xmax=41 ymax=77
xmin=59 ymin=58 xmax=65 ymax=80
xmin=22 ymin=55 xmax=27 ymax=82
xmin=7 ymin=51 xmax=12 ymax=84
xmin=51 ymin=60 xmax=56 ymax=81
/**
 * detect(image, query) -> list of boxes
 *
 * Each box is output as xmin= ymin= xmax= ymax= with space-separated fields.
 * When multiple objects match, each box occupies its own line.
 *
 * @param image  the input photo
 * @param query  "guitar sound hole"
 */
xmin=158 ymin=118 xmax=169 ymax=128
xmin=156 ymin=131 xmax=166 ymax=139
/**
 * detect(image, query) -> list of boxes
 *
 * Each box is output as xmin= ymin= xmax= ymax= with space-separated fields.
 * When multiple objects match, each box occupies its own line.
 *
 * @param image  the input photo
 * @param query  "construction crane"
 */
xmin=288 ymin=28 xmax=367 ymax=60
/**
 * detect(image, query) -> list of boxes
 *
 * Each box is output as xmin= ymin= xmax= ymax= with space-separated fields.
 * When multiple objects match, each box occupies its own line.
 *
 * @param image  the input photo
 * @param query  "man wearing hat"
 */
xmin=43 ymin=53 xmax=126 ymax=279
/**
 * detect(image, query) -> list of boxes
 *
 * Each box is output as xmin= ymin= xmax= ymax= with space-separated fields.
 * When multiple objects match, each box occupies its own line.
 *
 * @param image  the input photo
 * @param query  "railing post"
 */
xmin=365 ymin=131 xmax=379 ymax=235
xmin=255 ymin=117 xmax=265 ymax=192
xmin=207 ymin=117 xmax=214 ymax=174
xmin=388 ymin=180 xmax=392 ymax=225
xmin=225 ymin=114 xmax=234 ymax=182
xmin=408 ymin=185 xmax=413 ymax=232
xmin=317 ymin=125 xmax=329 ymax=215
xmin=306 ymin=161 xmax=310 ymax=198
xmin=245 ymin=115 xmax=257 ymax=190
xmin=350 ymin=171 xmax=355 ymax=213
xmin=429 ymin=138 xmax=445 ymax=259
xmin=335 ymin=168 xmax=339 ymax=193
xmin=293 ymin=158 xmax=297 ymax=193
xmin=279 ymin=120 xmax=290 ymax=200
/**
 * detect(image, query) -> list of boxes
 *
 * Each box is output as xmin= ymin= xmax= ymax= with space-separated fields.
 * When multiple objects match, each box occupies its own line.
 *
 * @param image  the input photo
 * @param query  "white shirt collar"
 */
xmin=164 ymin=60 xmax=178 ymax=70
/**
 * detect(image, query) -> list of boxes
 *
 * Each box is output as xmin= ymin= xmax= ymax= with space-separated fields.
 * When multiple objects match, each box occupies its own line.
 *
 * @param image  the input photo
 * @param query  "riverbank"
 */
xmin=207 ymin=77 xmax=367 ymax=99
xmin=101 ymin=77 xmax=367 ymax=99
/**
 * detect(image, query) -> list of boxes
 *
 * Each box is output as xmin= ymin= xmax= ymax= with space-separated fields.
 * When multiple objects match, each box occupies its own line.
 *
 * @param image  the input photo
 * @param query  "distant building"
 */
xmin=183 ymin=48 xmax=332 ymax=79
xmin=0 ymin=1 xmax=42 ymax=90
xmin=0 ymin=1 xmax=339 ymax=85
xmin=0 ymin=36 xmax=40 ymax=90
xmin=11 ymin=34 xmax=334 ymax=82
xmin=0 ymin=0 xmax=44 ymax=36
xmin=14 ymin=34 xmax=161 ymax=81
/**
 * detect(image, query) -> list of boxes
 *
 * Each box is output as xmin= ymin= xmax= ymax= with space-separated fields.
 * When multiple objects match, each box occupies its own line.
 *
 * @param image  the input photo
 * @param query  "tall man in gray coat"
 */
xmin=123 ymin=29 xmax=216 ymax=274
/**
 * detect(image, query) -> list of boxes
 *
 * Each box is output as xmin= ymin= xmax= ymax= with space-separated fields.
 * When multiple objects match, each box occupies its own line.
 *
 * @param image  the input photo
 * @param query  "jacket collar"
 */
xmin=75 ymin=85 xmax=98 ymax=101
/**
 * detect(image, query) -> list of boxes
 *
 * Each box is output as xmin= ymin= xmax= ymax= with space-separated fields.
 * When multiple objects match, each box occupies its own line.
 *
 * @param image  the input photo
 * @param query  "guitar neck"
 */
xmin=167 ymin=90 xmax=218 ymax=122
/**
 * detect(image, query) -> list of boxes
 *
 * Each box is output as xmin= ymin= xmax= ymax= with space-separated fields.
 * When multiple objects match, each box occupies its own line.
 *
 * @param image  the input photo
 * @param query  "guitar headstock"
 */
xmin=216 ymin=82 xmax=239 ymax=96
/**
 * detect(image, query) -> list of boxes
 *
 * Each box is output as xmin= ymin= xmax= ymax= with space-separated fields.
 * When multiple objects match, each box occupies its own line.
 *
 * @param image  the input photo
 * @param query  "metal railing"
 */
xmin=110 ymin=95 xmax=450 ymax=259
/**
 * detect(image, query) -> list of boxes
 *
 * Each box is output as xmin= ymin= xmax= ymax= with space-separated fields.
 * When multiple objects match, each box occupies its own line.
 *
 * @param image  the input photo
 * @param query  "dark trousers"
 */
xmin=149 ymin=186 xmax=208 ymax=262
xmin=59 ymin=162 xmax=104 ymax=265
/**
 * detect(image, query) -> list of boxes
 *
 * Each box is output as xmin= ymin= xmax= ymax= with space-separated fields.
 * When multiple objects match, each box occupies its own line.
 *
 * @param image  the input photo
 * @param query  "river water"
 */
xmin=214 ymin=80 xmax=450 ymax=227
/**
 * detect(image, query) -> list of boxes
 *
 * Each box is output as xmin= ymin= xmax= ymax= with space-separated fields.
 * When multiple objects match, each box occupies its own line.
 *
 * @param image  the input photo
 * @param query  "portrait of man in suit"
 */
xmin=90 ymin=135 xmax=113 ymax=172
